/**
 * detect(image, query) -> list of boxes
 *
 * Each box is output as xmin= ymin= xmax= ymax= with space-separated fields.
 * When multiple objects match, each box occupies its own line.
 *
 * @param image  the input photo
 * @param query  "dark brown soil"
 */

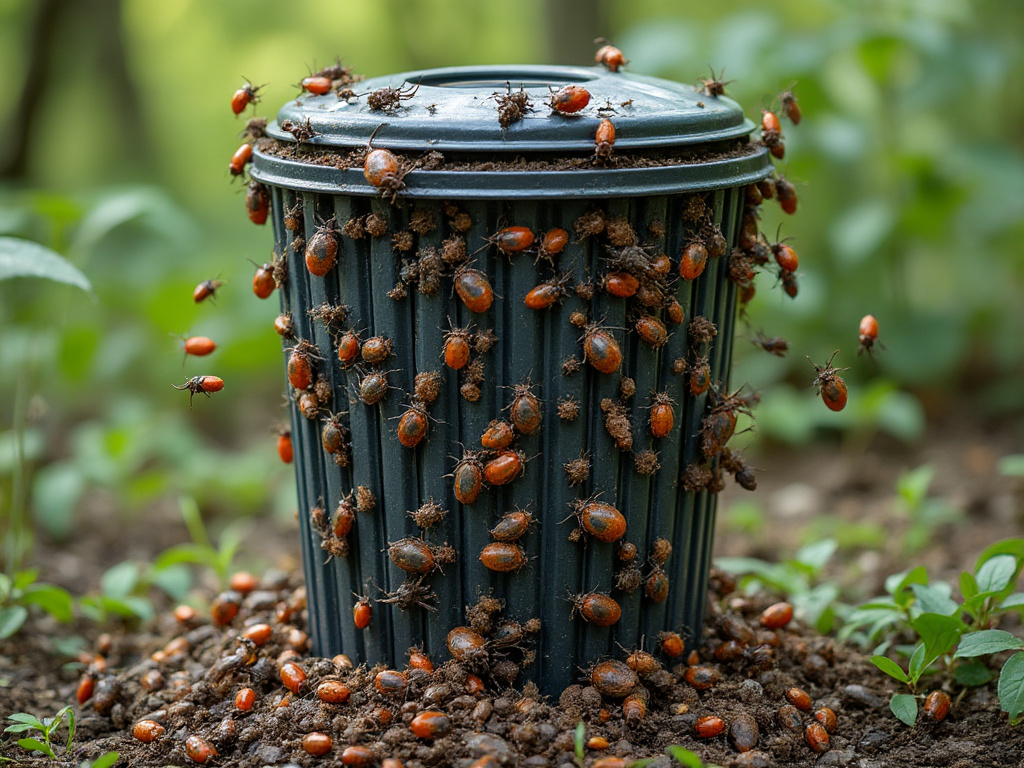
xmin=3 ymin=566 xmax=1022 ymax=767
xmin=3 ymin=415 xmax=1022 ymax=767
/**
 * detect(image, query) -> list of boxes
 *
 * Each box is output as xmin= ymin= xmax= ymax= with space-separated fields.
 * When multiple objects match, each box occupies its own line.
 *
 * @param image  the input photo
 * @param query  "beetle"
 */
xmin=276 ymin=428 xmax=293 ymax=463
xmin=698 ymin=66 xmax=732 ymax=97
xmin=570 ymin=591 xmax=621 ymax=626
xmin=582 ymin=323 xmax=622 ymax=374
xmin=359 ymin=370 xmax=390 ymax=405
xmin=452 ymin=452 xmax=485 ymax=504
xmin=594 ymin=118 xmax=616 ymax=162
xmin=396 ymin=402 xmax=430 ymax=448
xmin=479 ymin=541 xmax=527 ymax=572
xmin=305 ymin=218 xmax=339 ymax=276
xmin=779 ymin=86 xmax=801 ymax=124
xmin=483 ymin=450 xmax=525 ymax=485
xmin=454 ymin=266 xmax=494 ymax=313
xmin=231 ymin=79 xmax=263 ymax=115
xmin=480 ymin=419 xmax=515 ymax=450
xmin=679 ymin=242 xmax=709 ymax=280
xmin=537 ymin=227 xmax=569 ymax=264
xmin=363 ymin=125 xmax=408 ymax=203
xmin=488 ymin=508 xmax=535 ymax=541
xmin=352 ymin=593 xmax=372 ymax=629
xmin=635 ymin=314 xmax=669 ymax=348
xmin=287 ymin=340 xmax=319 ymax=390
xmin=337 ymin=330 xmax=362 ymax=366
xmin=245 ymin=180 xmax=270 ymax=225
xmin=300 ymin=75 xmax=332 ymax=95
xmin=487 ymin=225 xmax=535 ymax=255
xmin=591 ymin=659 xmax=637 ymax=697
xmin=524 ymin=273 xmax=571 ymax=310
xmin=572 ymin=498 xmax=627 ymax=542
xmin=807 ymin=350 xmax=849 ymax=411
xmin=181 ymin=335 xmax=216 ymax=362
xmin=361 ymin=335 xmax=392 ymax=364
xmin=508 ymin=381 xmax=542 ymax=434
xmin=193 ymin=277 xmax=223 ymax=303
xmin=751 ymin=332 xmax=789 ymax=357
xmin=173 ymin=375 xmax=223 ymax=406
xmin=251 ymin=260 xmax=276 ymax=299
xmin=649 ymin=391 xmax=675 ymax=438
xmin=858 ymin=314 xmax=885 ymax=357
xmin=443 ymin=325 xmax=473 ymax=370
xmin=595 ymin=39 xmax=628 ymax=72
xmin=549 ymin=84 xmax=591 ymax=114
xmin=229 ymin=143 xmax=253 ymax=177
xmin=776 ymin=175 xmax=798 ymax=214
xmin=604 ymin=271 xmax=639 ymax=298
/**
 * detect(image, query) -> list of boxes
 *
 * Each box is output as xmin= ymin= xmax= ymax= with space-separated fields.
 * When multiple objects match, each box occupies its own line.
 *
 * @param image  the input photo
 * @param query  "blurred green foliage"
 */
xmin=0 ymin=0 xmax=1021 ymax=597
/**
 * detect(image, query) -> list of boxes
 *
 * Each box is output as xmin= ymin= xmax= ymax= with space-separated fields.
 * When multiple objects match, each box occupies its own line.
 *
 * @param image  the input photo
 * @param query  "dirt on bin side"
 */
xmin=255 ymin=136 xmax=761 ymax=174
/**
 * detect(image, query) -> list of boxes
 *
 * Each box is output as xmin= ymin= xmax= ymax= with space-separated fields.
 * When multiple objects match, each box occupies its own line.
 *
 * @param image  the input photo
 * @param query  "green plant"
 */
xmin=894 ymin=465 xmax=962 ymax=557
xmin=572 ymin=721 xmax=585 ymax=768
xmin=716 ymin=538 xmax=844 ymax=633
xmin=4 ymin=705 xmax=75 ymax=760
xmin=0 ymin=569 xmax=73 ymax=639
xmin=77 ymin=753 xmax=118 ymax=768
xmin=664 ymin=746 xmax=723 ymax=768
xmin=151 ymin=496 xmax=247 ymax=590
xmin=842 ymin=538 xmax=1024 ymax=725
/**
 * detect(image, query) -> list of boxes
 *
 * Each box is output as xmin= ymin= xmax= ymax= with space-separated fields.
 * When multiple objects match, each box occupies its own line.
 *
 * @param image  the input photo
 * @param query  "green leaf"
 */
xmin=908 ymin=643 xmax=927 ymax=680
xmin=999 ymin=593 xmax=1024 ymax=610
xmin=960 ymin=571 xmax=979 ymax=601
xmin=911 ymin=583 xmax=958 ymax=616
xmin=152 ymin=543 xmax=213 ymax=571
xmin=897 ymin=465 xmax=935 ymax=508
xmin=666 ymin=746 xmax=706 ymax=767
xmin=89 ymin=752 xmax=119 ymax=768
xmin=794 ymin=539 xmax=837 ymax=573
xmin=20 ymin=584 xmax=73 ymax=623
xmin=975 ymin=539 xmax=1024 ymax=574
xmin=150 ymin=564 xmax=191 ymax=601
xmin=871 ymin=655 xmax=909 ymax=683
xmin=0 ymin=237 xmax=92 ymax=294
xmin=0 ymin=573 xmax=11 ymax=601
xmin=100 ymin=562 xmax=139 ymax=600
xmin=13 ymin=570 xmax=39 ymax=590
xmin=975 ymin=555 xmax=1016 ymax=594
xmin=955 ymin=659 xmax=994 ymax=687
xmin=574 ymin=721 xmax=586 ymax=760
xmin=955 ymin=630 xmax=1024 ymax=658
xmin=997 ymin=651 xmax=1024 ymax=724
xmin=4 ymin=724 xmax=35 ymax=734
xmin=887 ymin=566 xmax=929 ymax=606
xmin=998 ymin=454 xmax=1024 ymax=477
xmin=17 ymin=737 xmax=56 ymax=759
xmin=911 ymin=613 xmax=965 ymax=665
xmin=890 ymin=693 xmax=918 ymax=726
xmin=0 ymin=606 xmax=28 ymax=639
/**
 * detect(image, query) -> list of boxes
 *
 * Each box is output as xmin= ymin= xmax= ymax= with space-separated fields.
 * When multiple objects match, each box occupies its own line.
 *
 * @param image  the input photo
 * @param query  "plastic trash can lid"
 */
xmin=268 ymin=64 xmax=754 ymax=152
xmin=253 ymin=64 xmax=771 ymax=198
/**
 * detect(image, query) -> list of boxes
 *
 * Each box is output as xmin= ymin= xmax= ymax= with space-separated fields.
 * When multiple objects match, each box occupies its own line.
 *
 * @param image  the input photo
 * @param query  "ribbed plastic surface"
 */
xmin=254 ymin=65 xmax=770 ymax=695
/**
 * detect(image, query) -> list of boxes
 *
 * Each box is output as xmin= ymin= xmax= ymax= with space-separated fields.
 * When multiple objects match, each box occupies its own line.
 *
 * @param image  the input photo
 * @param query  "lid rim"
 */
xmin=251 ymin=145 xmax=773 ymax=200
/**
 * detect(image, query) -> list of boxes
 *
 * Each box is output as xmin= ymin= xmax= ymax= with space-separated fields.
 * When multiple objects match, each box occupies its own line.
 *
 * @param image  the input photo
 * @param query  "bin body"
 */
xmin=252 ymin=65 xmax=770 ymax=694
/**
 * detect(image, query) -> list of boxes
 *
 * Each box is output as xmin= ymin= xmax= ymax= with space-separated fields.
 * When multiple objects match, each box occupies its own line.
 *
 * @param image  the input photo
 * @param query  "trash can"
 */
xmin=250 ymin=64 xmax=770 ymax=695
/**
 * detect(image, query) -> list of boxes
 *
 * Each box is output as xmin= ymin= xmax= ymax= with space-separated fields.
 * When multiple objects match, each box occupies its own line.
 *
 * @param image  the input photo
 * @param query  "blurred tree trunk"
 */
xmin=0 ymin=0 xmax=65 ymax=180
xmin=0 ymin=0 xmax=153 ymax=181
xmin=542 ymin=0 xmax=608 ymax=66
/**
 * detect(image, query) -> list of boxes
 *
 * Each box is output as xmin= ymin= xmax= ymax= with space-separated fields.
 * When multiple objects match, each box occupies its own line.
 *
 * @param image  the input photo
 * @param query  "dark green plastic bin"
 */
xmin=251 ymin=64 xmax=770 ymax=695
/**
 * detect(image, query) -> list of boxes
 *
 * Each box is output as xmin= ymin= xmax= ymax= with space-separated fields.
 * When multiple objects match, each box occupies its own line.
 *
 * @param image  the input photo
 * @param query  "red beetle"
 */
xmin=229 ymin=143 xmax=253 ymax=177
xmin=173 ymin=375 xmax=224 ymax=406
xmin=595 ymin=41 xmax=627 ymax=72
xmin=231 ymin=79 xmax=263 ymax=115
xmin=245 ymin=181 xmax=270 ymax=225
xmin=549 ymin=85 xmax=591 ymax=114
xmin=807 ymin=351 xmax=849 ymax=411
